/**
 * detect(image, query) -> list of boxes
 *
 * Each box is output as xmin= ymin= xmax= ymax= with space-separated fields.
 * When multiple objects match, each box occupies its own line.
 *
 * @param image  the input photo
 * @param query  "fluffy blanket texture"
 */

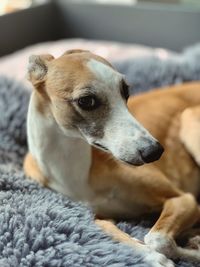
xmin=0 ymin=43 xmax=200 ymax=267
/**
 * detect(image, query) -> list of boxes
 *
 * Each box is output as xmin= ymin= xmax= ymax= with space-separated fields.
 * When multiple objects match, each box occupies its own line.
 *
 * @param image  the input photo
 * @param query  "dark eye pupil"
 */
xmin=78 ymin=96 xmax=98 ymax=110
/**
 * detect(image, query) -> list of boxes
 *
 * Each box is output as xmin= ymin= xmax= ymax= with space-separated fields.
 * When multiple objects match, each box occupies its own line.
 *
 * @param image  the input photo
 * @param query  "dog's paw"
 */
xmin=144 ymin=232 xmax=177 ymax=258
xmin=176 ymin=245 xmax=200 ymax=262
xmin=143 ymin=249 xmax=174 ymax=267
xmin=186 ymin=235 xmax=200 ymax=250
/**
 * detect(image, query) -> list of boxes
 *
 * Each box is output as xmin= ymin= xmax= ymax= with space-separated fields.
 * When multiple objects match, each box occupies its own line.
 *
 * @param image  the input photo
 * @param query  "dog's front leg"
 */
xmin=144 ymin=193 xmax=200 ymax=262
xmin=95 ymin=219 xmax=174 ymax=267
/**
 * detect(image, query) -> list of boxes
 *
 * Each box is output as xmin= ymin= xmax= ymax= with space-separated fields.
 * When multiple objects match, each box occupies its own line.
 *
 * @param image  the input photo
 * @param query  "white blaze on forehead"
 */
xmin=87 ymin=59 xmax=122 ymax=87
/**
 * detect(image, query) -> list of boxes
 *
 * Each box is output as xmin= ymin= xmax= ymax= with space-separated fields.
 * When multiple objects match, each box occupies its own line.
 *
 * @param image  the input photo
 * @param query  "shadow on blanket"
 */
xmin=1 ymin=44 xmax=200 ymax=266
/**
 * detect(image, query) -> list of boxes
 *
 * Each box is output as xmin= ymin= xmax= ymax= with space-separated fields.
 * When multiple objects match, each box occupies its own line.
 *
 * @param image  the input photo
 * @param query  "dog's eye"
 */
xmin=121 ymin=80 xmax=130 ymax=101
xmin=77 ymin=95 xmax=100 ymax=111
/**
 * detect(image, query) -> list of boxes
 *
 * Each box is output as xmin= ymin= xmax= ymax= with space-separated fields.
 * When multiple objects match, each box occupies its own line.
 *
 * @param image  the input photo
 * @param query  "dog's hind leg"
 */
xmin=23 ymin=153 xmax=49 ymax=186
xmin=117 ymin=164 xmax=200 ymax=261
xmin=180 ymin=106 xmax=200 ymax=166
xmin=92 ymin=161 xmax=200 ymax=263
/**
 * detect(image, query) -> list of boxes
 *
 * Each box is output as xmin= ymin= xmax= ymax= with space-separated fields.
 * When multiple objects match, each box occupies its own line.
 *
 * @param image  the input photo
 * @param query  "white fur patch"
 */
xmin=145 ymin=231 xmax=200 ymax=262
xmin=87 ymin=59 xmax=122 ymax=87
xmin=133 ymin=239 xmax=175 ymax=267
xmin=27 ymin=93 xmax=93 ymax=200
xmin=142 ymin=249 xmax=174 ymax=267
xmin=144 ymin=232 xmax=177 ymax=258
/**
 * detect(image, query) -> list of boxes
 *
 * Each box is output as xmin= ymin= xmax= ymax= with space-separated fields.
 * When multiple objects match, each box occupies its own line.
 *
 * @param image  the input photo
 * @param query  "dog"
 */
xmin=24 ymin=49 xmax=200 ymax=267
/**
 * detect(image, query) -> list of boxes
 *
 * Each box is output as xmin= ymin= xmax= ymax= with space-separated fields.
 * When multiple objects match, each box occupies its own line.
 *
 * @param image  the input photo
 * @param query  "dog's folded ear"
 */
xmin=27 ymin=54 xmax=54 ymax=86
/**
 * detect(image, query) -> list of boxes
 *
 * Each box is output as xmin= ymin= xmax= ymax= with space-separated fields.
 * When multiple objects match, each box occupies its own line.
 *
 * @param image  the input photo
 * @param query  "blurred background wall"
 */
xmin=0 ymin=0 xmax=200 ymax=16
xmin=0 ymin=0 xmax=200 ymax=56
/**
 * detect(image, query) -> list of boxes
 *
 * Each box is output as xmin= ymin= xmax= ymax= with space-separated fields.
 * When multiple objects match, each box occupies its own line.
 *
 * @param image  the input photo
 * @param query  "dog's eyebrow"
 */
xmin=72 ymin=86 xmax=96 ymax=98
xmin=64 ymin=88 xmax=96 ymax=103
xmin=81 ymin=86 xmax=94 ymax=93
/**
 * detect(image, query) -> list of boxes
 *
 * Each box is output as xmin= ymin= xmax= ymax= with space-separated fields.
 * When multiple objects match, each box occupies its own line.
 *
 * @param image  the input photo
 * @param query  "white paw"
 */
xmin=187 ymin=235 xmax=200 ymax=250
xmin=144 ymin=249 xmax=175 ymax=267
xmin=176 ymin=245 xmax=200 ymax=262
xmin=144 ymin=232 xmax=177 ymax=258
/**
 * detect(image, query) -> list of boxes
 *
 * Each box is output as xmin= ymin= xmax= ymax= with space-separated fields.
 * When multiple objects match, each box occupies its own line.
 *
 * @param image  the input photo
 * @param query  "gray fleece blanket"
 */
xmin=1 ymin=44 xmax=200 ymax=267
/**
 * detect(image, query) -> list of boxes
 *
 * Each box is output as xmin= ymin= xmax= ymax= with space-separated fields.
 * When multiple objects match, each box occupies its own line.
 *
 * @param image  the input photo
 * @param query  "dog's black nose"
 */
xmin=140 ymin=142 xmax=164 ymax=163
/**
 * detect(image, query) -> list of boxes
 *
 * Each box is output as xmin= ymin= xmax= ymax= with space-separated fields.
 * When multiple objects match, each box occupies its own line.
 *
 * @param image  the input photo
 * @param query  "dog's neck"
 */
xmin=27 ymin=92 xmax=93 ymax=200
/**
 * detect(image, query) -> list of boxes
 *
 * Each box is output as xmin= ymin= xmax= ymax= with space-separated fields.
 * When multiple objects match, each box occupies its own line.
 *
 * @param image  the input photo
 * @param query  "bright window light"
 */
xmin=0 ymin=0 xmax=49 ymax=15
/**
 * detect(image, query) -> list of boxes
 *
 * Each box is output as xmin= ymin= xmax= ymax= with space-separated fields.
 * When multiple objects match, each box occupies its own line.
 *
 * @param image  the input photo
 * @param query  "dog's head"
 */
xmin=28 ymin=49 xmax=163 ymax=165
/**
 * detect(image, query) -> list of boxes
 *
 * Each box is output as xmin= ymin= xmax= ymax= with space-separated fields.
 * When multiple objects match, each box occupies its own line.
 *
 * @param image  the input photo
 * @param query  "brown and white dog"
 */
xmin=24 ymin=49 xmax=200 ymax=267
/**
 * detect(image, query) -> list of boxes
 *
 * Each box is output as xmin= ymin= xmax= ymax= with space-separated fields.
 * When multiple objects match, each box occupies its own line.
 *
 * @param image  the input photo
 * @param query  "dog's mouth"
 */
xmin=122 ymin=159 xmax=145 ymax=166
xmin=93 ymin=142 xmax=109 ymax=152
xmin=93 ymin=143 xmax=145 ymax=166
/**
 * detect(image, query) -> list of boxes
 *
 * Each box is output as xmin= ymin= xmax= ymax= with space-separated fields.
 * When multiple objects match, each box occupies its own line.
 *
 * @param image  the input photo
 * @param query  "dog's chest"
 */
xmin=39 ymin=136 xmax=92 ymax=200
xmin=27 ymin=96 xmax=93 ymax=200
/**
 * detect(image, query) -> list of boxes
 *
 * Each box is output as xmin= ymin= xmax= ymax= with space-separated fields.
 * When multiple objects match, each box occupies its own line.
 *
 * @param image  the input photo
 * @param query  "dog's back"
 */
xmin=127 ymin=82 xmax=200 ymax=196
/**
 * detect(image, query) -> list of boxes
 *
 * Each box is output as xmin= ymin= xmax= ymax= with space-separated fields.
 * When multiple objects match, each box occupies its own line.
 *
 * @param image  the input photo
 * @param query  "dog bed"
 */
xmin=0 ymin=41 xmax=200 ymax=266
xmin=0 ymin=38 xmax=174 ymax=87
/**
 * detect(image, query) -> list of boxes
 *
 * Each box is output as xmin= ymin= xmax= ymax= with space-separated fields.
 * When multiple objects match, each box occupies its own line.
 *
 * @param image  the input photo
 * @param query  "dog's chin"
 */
xmin=124 ymin=159 xmax=145 ymax=166
xmin=118 ymin=157 xmax=145 ymax=166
